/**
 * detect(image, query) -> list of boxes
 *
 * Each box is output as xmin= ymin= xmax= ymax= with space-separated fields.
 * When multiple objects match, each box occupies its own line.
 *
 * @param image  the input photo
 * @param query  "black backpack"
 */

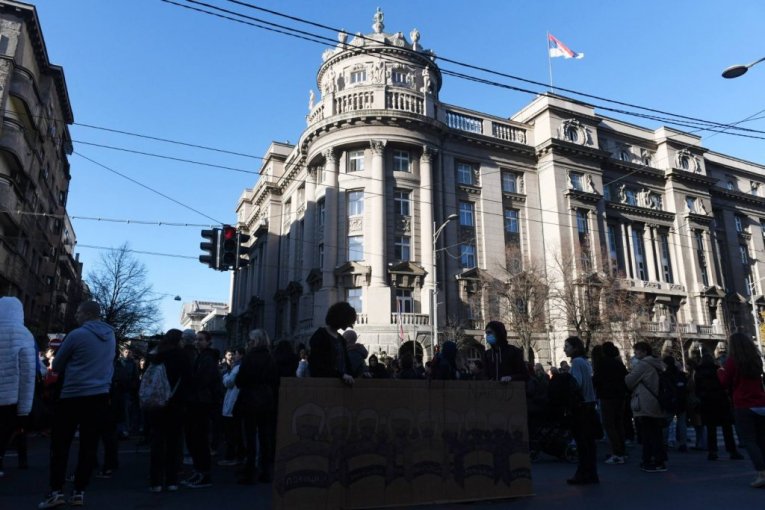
xmin=643 ymin=366 xmax=680 ymax=414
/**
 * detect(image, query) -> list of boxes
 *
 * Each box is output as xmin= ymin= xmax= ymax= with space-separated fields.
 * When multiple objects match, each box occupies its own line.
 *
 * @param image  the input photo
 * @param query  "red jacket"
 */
xmin=717 ymin=357 xmax=765 ymax=409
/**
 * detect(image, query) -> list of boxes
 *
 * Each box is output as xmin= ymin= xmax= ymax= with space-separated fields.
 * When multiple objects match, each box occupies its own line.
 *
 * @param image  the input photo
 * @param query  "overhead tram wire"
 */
xmin=166 ymin=0 xmax=765 ymax=136
xmin=221 ymin=0 xmax=765 ymax=136
xmin=74 ymin=151 xmax=225 ymax=225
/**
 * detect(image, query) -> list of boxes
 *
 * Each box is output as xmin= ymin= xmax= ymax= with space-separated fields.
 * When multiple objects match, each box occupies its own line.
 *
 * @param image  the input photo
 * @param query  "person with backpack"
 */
xmin=694 ymin=352 xmax=744 ymax=461
xmin=143 ymin=329 xmax=192 ymax=492
xmin=625 ymin=342 xmax=667 ymax=472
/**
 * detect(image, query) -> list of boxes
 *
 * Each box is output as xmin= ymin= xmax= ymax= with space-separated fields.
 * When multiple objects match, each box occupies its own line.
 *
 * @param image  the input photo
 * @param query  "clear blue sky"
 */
xmin=32 ymin=0 xmax=765 ymax=332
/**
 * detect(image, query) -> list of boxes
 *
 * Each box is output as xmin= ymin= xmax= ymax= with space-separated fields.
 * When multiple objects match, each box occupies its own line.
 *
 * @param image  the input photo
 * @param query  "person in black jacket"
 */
xmin=235 ymin=329 xmax=279 ymax=484
xmin=147 ymin=329 xmax=192 ymax=492
xmin=182 ymin=330 xmax=222 ymax=488
xmin=482 ymin=321 xmax=528 ymax=383
xmin=592 ymin=341 xmax=628 ymax=464
xmin=308 ymin=302 xmax=356 ymax=385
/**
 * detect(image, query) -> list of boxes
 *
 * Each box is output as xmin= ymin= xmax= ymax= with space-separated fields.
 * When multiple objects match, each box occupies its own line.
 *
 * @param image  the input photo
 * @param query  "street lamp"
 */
xmin=747 ymin=277 xmax=765 ymax=356
xmin=722 ymin=56 xmax=765 ymax=79
xmin=431 ymin=213 xmax=459 ymax=356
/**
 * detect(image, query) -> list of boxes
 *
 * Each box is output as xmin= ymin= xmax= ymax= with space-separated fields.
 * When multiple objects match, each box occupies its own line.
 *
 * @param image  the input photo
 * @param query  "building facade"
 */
xmin=230 ymin=10 xmax=764 ymax=364
xmin=0 ymin=1 xmax=84 ymax=336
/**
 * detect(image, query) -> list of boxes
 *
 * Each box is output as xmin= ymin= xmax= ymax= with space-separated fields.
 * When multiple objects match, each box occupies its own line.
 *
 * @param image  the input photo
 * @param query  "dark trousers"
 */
xmin=0 ymin=404 xmax=26 ymax=467
xmin=571 ymin=403 xmax=598 ymax=479
xmin=49 ymin=394 xmax=109 ymax=491
xmin=601 ymin=397 xmax=626 ymax=456
xmin=734 ymin=408 xmax=765 ymax=471
xmin=149 ymin=406 xmax=184 ymax=486
xmin=184 ymin=403 xmax=212 ymax=474
xmin=223 ymin=416 xmax=244 ymax=461
xmin=242 ymin=408 xmax=276 ymax=477
xmin=639 ymin=416 xmax=666 ymax=466
xmin=100 ymin=400 xmax=119 ymax=471
xmin=707 ymin=423 xmax=738 ymax=454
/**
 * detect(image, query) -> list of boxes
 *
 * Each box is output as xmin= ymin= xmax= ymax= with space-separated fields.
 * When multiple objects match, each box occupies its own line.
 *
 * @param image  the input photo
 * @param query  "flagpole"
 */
xmin=547 ymin=31 xmax=554 ymax=93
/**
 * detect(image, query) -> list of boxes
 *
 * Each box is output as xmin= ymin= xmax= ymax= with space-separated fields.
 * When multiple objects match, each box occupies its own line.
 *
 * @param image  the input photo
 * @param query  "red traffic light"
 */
xmin=223 ymin=225 xmax=237 ymax=241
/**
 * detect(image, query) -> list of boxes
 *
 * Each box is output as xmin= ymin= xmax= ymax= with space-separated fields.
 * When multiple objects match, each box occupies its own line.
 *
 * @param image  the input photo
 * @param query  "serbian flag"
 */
xmin=397 ymin=301 xmax=405 ymax=342
xmin=548 ymin=33 xmax=584 ymax=59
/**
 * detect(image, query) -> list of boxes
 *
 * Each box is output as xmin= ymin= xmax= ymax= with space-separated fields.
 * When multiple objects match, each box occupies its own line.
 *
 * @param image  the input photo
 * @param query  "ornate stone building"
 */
xmin=0 ymin=1 xmax=84 ymax=335
xmin=230 ymin=9 xmax=764 ymax=364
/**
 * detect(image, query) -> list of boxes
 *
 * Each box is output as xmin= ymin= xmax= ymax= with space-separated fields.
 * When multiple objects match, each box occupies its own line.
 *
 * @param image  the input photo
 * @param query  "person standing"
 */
xmin=38 ymin=301 xmax=116 ymax=508
xmin=482 ymin=321 xmax=528 ymax=383
xmin=0 ymin=297 xmax=36 ymax=479
xmin=695 ymin=352 xmax=743 ymax=461
xmin=593 ymin=341 xmax=628 ymax=465
xmin=564 ymin=336 xmax=599 ymax=485
xmin=625 ymin=342 xmax=667 ymax=473
xmin=182 ymin=330 xmax=222 ymax=489
xmin=718 ymin=332 xmax=765 ymax=487
xmin=218 ymin=347 xmax=245 ymax=467
xmin=308 ymin=301 xmax=356 ymax=385
xmin=147 ymin=329 xmax=192 ymax=492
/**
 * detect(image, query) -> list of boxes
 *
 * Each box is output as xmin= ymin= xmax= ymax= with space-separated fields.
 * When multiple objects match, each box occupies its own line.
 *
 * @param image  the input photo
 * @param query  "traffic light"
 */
xmin=199 ymin=228 xmax=220 ymax=269
xmin=236 ymin=232 xmax=250 ymax=269
xmin=221 ymin=225 xmax=237 ymax=269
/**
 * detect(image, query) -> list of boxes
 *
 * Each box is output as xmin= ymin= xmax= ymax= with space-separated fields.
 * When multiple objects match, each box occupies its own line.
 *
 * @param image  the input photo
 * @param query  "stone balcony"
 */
xmin=616 ymin=278 xmax=687 ymax=295
xmin=305 ymin=84 xmax=530 ymax=147
xmin=640 ymin=321 xmax=725 ymax=339
xmin=390 ymin=312 xmax=430 ymax=326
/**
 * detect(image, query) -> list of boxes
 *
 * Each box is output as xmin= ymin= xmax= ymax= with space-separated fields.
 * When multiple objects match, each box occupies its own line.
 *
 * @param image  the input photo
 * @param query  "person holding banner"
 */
xmin=308 ymin=302 xmax=356 ymax=386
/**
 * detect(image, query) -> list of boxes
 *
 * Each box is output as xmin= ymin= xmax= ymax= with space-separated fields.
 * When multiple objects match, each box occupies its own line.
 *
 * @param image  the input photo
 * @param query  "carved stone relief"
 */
xmin=348 ymin=216 xmax=363 ymax=234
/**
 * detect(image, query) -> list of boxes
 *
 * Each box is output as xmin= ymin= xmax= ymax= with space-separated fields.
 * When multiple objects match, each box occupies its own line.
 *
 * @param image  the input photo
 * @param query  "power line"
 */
xmin=77 ymin=244 xmax=198 ymax=260
xmin=220 ymin=0 xmax=765 ymax=135
xmin=0 ymin=208 xmax=214 ymax=227
xmin=73 ymin=151 xmax=224 ymax=224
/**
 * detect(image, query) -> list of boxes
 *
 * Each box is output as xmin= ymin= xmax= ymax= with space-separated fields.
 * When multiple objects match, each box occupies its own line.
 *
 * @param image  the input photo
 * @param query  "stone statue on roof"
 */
xmin=373 ymin=7 xmax=384 ymax=34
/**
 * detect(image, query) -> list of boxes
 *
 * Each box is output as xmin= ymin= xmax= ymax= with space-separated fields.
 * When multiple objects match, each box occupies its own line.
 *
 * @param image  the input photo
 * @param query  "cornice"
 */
xmin=536 ymin=138 xmax=610 ymax=161
xmin=711 ymin=186 xmax=765 ymax=208
xmin=602 ymin=158 xmax=666 ymax=180
xmin=606 ymin=201 xmax=676 ymax=222
xmin=565 ymin=189 xmax=601 ymax=204
xmin=666 ymin=168 xmax=718 ymax=186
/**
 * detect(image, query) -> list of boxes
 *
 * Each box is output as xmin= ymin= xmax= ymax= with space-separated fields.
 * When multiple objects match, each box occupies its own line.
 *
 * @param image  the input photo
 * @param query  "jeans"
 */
xmin=571 ymin=403 xmax=598 ymax=479
xmin=184 ymin=403 xmax=212 ymax=474
xmin=148 ymin=405 xmax=184 ymax=486
xmin=600 ymin=398 xmax=626 ymax=456
xmin=734 ymin=408 xmax=765 ymax=471
xmin=49 ymin=394 xmax=109 ymax=491
xmin=638 ymin=416 xmax=666 ymax=466
xmin=663 ymin=412 xmax=687 ymax=447
xmin=708 ymin=423 xmax=738 ymax=454
xmin=223 ymin=416 xmax=244 ymax=461
xmin=241 ymin=407 xmax=276 ymax=477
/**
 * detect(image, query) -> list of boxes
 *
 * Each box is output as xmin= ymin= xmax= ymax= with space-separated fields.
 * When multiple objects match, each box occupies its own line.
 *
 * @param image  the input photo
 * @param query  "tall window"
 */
xmin=625 ymin=189 xmax=637 ymax=206
xmin=695 ymin=230 xmax=709 ymax=286
xmin=632 ymin=228 xmax=647 ymax=280
xmin=501 ymin=171 xmax=518 ymax=193
xmin=504 ymin=209 xmax=519 ymax=234
xmin=459 ymin=201 xmax=475 ymax=226
xmin=735 ymin=215 xmax=745 ymax=233
xmin=348 ymin=191 xmax=364 ymax=216
xmin=348 ymin=150 xmax=365 ymax=172
xmin=761 ymin=219 xmax=765 ymax=245
xmin=394 ymin=190 xmax=411 ymax=216
xmin=456 ymin=162 xmax=476 ymax=185
xmin=318 ymin=243 xmax=324 ymax=269
xmin=577 ymin=209 xmax=591 ymax=270
xmin=686 ymin=196 xmax=697 ymax=213
xmin=394 ymin=236 xmax=411 ymax=261
xmin=348 ymin=236 xmax=364 ymax=261
xmin=347 ymin=288 xmax=363 ymax=312
xmin=461 ymin=244 xmax=476 ymax=268
xmin=317 ymin=198 xmax=326 ymax=227
xmin=391 ymin=70 xmax=407 ymax=84
xmin=740 ymin=244 xmax=750 ymax=265
xmin=570 ymin=172 xmax=583 ymax=190
xmin=659 ymin=233 xmax=674 ymax=283
xmin=350 ymin=69 xmax=366 ymax=84
xmin=393 ymin=150 xmax=410 ymax=172
xmin=607 ymin=224 xmax=619 ymax=269
xmin=727 ymin=179 xmax=736 ymax=191
xmin=395 ymin=289 xmax=414 ymax=313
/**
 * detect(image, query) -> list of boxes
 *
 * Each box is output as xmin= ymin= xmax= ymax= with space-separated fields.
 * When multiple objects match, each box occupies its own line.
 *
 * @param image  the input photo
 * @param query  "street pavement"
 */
xmin=0 ymin=435 xmax=761 ymax=509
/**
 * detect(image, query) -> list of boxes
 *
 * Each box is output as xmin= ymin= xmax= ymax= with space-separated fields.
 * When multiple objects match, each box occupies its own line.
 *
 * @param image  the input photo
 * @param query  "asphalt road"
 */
xmin=0 ymin=435 xmax=761 ymax=509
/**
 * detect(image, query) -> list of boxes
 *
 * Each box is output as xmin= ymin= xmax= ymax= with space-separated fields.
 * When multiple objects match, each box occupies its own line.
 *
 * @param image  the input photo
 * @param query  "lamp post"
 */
xmin=748 ymin=277 xmax=765 ymax=356
xmin=722 ymin=56 xmax=765 ymax=79
xmin=431 ymin=213 xmax=459 ymax=356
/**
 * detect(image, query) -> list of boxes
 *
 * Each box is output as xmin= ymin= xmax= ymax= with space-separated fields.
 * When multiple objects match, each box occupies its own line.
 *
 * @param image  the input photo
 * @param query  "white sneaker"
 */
xmin=751 ymin=471 xmax=765 ymax=488
xmin=149 ymin=486 xmax=162 ymax=493
xmin=166 ymin=485 xmax=179 ymax=492
xmin=605 ymin=455 xmax=625 ymax=464
xmin=38 ymin=492 xmax=66 ymax=509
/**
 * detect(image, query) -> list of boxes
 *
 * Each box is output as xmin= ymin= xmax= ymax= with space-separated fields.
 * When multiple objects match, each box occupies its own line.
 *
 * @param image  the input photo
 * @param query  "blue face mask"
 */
xmin=486 ymin=333 xmax=496 ymax=345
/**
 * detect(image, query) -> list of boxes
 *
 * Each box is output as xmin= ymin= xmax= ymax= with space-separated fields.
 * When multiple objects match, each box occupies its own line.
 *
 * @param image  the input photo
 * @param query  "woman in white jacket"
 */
xmin=0 ymin=296 xmax=36 ymax=478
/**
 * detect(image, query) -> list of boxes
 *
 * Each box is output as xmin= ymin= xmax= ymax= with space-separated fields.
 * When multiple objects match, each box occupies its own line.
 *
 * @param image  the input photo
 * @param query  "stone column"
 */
xmin=302 ymin=168 xmax=317 ymax=279
xmin=419 ymin=146 xmax=436 ymax=316
xmin=623 ymin=223 xmax=635 ymax=279
xmin=643 ymin=225 xmax=658 ymax=282
xmin=368 ymin=140 xmax=387 ymax=287
xmin=321 ymin=149 xmax=339 ymax=289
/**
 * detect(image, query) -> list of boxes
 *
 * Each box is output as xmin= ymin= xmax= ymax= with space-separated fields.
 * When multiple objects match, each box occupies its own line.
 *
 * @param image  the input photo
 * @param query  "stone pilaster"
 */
xmin=419 ymin=146 xmax=436 ymax=316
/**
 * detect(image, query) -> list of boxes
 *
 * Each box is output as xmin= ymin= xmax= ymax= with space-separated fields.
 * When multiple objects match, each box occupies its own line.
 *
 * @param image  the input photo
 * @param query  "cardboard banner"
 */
xmin=273 ymin=379 xmax=532 ymax=509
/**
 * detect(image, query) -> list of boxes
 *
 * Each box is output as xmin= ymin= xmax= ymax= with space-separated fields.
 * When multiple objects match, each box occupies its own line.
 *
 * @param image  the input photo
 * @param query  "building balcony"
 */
xmin=617 ymin=278 xmax=686 ymax=295
xmin=640 ymin=321 xmax=725 ymax=338
xmin=0 ymin=118 xmax=33 ymax=170
xmin=9 ymin=67 xmax=42 ymax=129
xmin=390 ymin=313 xmax=430 ymax=326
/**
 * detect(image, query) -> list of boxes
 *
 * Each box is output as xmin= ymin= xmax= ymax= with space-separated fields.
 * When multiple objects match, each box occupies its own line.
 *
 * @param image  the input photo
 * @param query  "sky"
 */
xmin=31 ymin=0 xmax=765 ymax=332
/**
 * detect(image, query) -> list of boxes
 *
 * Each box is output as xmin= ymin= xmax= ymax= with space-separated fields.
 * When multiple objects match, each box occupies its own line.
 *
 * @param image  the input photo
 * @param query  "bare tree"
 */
xmin=494 ymin=246 xmax=549 ymax=362
xmin=87 ymin=243 xmax=162 ymax=339
xmin=550 ymin=248 xmax=648 ymax=353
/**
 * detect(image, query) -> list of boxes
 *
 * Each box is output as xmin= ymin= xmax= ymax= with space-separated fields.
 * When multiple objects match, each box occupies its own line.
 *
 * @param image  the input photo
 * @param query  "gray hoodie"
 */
xmin=53 ymin=320 xmax=116 ymax=398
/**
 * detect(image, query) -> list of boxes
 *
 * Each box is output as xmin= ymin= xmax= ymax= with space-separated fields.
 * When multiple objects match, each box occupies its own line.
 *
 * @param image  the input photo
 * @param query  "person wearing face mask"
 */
xmin=482 ymin=321 xmax=528 ymax=383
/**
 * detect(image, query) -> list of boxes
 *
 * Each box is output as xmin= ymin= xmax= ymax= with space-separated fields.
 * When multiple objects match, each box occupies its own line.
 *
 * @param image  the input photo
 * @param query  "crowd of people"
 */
xmin=2 ymin=297 xmax=765 ymax=508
